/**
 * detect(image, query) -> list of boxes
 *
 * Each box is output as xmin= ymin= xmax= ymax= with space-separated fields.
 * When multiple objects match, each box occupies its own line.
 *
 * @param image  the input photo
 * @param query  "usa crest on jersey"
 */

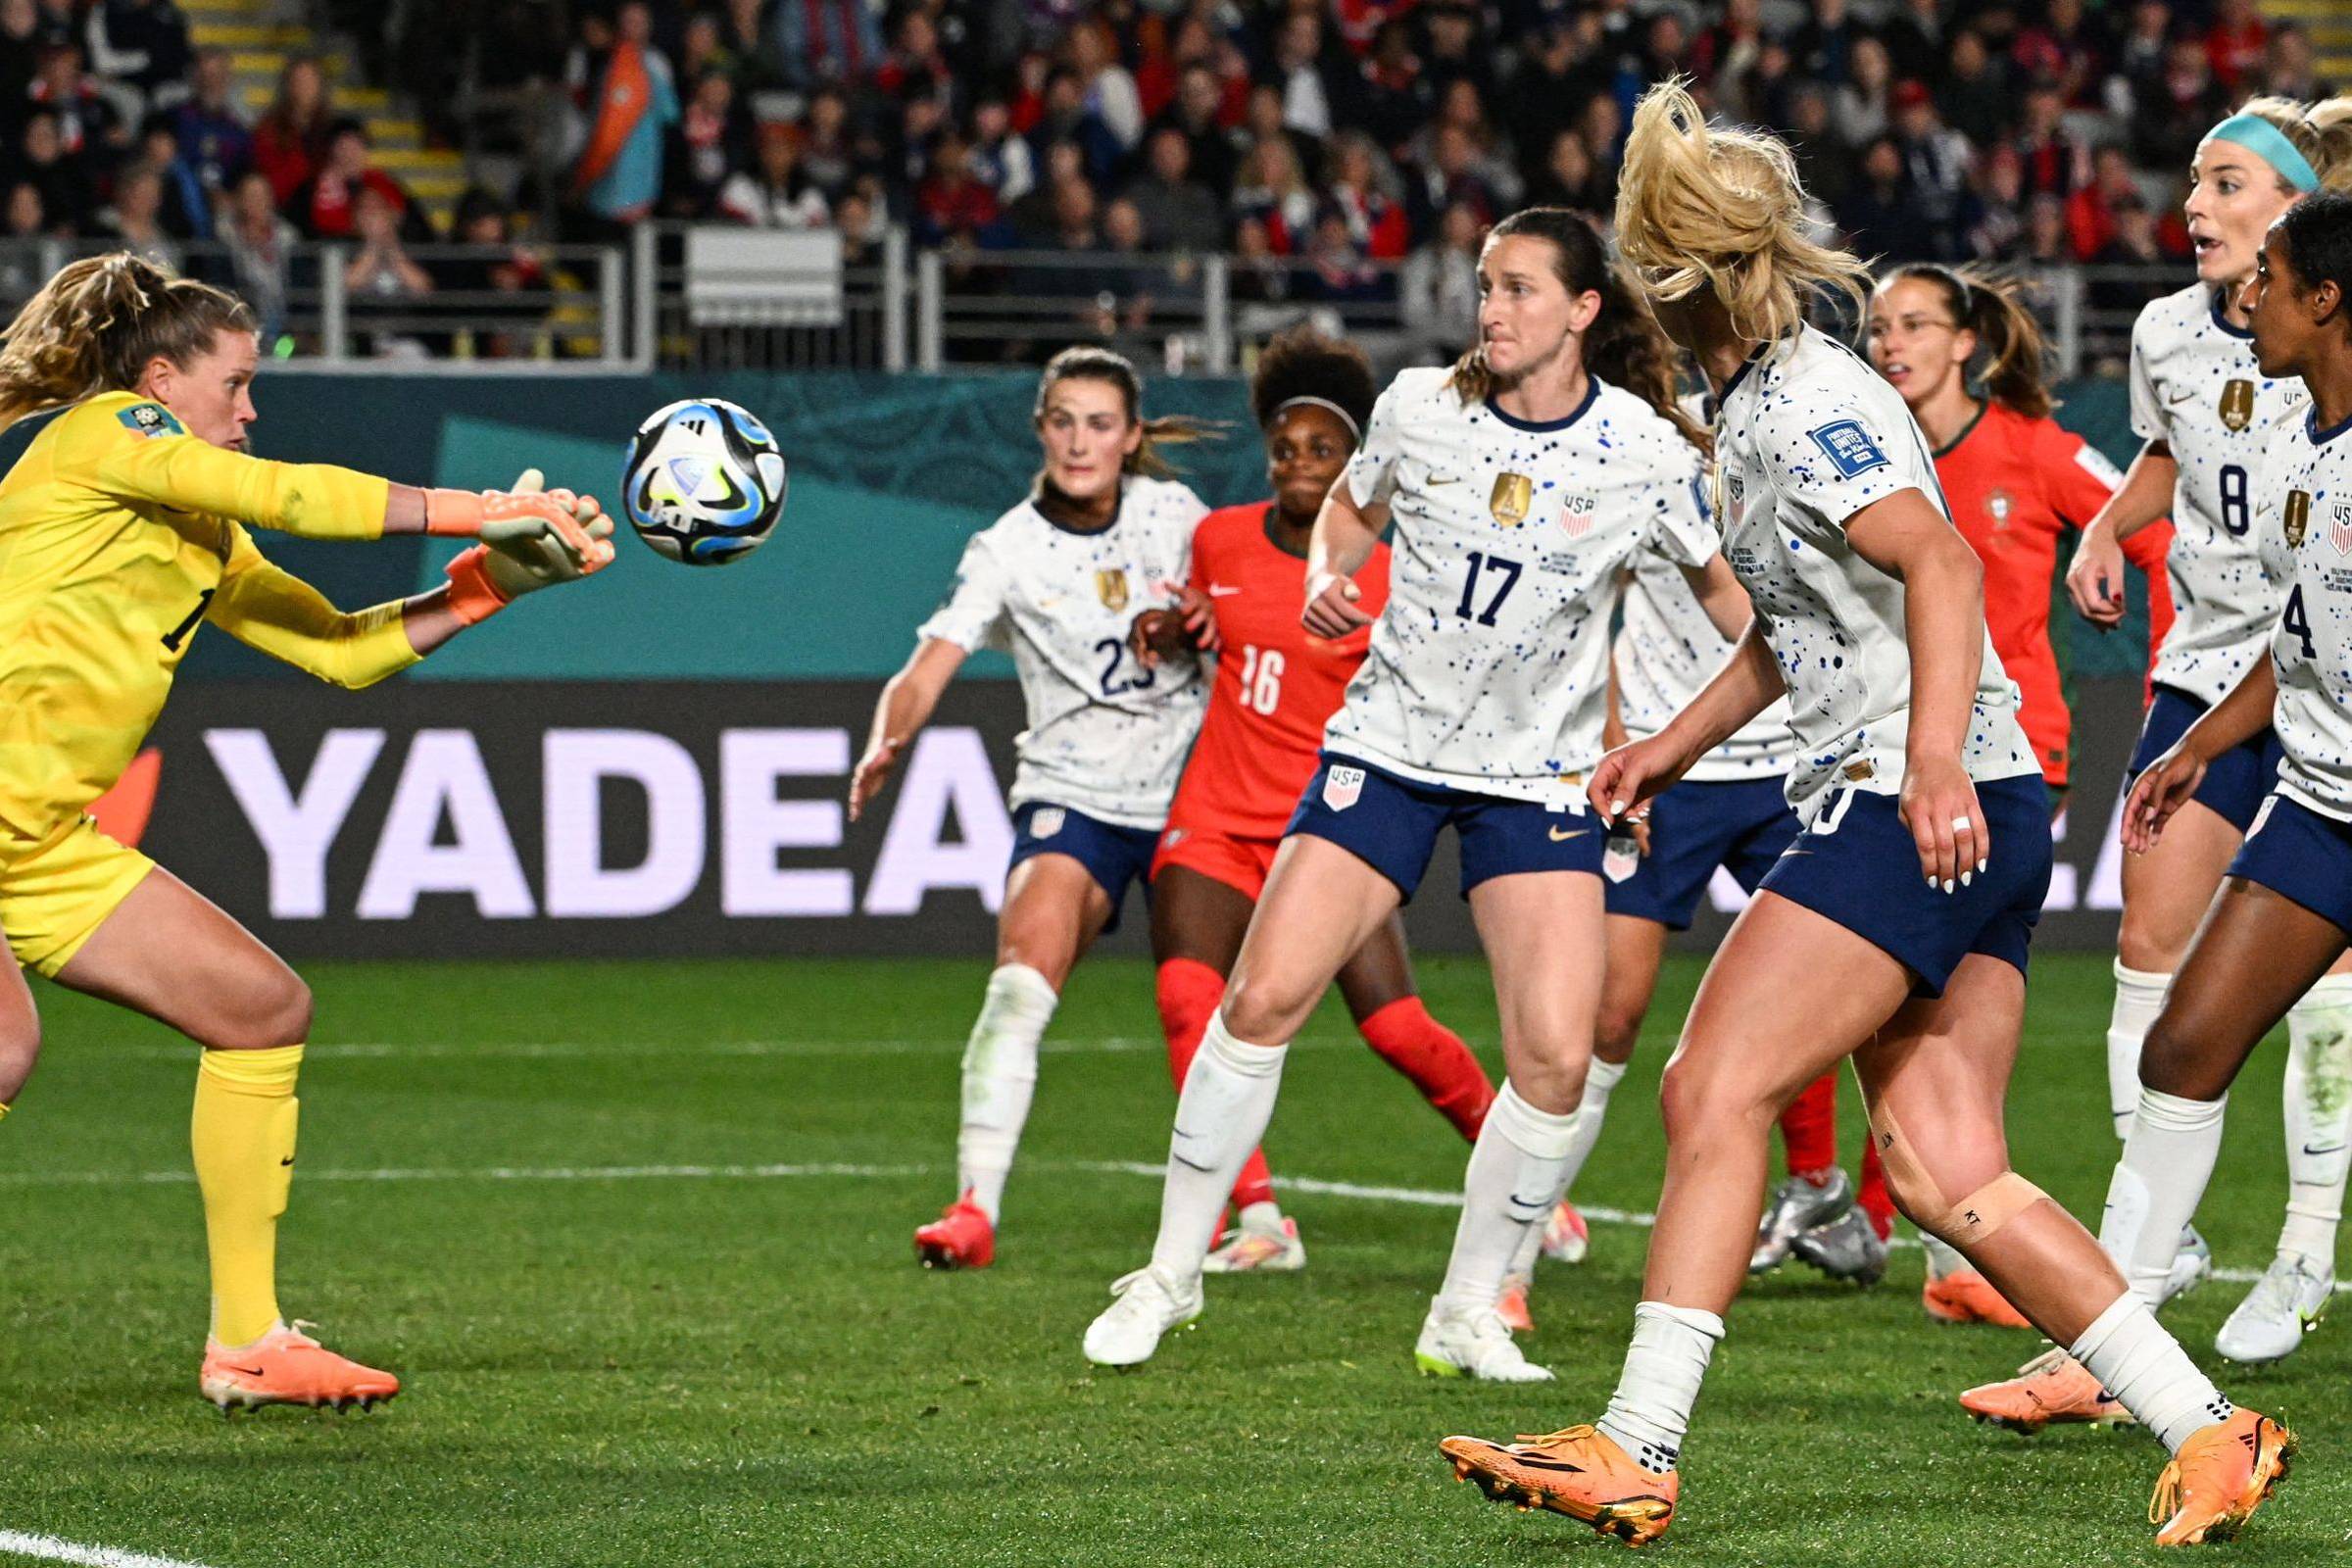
xmin=1323 ymin=764 xmax=1365 ymax=810
xmin=2331 ymin=502 xmax=2352 ymax=558
xmin=1560 ymin=493 xmax=1596 ymax=539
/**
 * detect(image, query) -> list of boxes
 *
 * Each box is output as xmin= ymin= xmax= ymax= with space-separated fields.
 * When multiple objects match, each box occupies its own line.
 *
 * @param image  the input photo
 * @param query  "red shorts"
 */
xmin=1152 ymin=823 xmax=1281 ymax=901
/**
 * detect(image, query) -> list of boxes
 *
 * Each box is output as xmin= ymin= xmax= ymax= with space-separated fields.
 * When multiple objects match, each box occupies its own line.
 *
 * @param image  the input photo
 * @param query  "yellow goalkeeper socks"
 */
xmin=191 ymin=1044 xmax=304 ymax=1348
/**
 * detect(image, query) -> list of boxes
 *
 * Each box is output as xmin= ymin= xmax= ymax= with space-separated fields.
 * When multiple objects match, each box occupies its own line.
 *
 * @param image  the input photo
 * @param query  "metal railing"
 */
xmin=0 ymin=233 xmax=2194 ymax=382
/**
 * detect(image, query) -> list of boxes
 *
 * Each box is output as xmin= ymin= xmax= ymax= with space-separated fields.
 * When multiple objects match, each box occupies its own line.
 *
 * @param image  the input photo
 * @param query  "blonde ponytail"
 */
xmin=1614 ymin=78 xmax=1870 ymax=348
xmin=0 ymin=253 xmax=255 ymax=432
xmin=2235 ymin=94 xmax=2352 ymax=195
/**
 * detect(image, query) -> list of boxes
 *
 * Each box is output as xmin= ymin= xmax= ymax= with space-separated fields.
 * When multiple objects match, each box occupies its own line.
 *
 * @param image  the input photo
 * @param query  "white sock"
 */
xmin=2106 ymin=961 xmax=2171 ymax=1142
xmin=2070 ymin=1291 xmax=2233 ymax=1454
xmin=1148 ymin=1012 xmax=1288 ymax=1285
xmin=1435 ymin=1080 xmax=1581 ymax=1317
xmin=2100 ymin=1087 xmax=2228 ymax=1307
xmin=1596 ymin=1301 xmax=1725 ymax=1473
xmin=955 ymin=963 xmax=1057 ymax=1222
xmin=1502 ymin=1061 xmax=1625 ymax=1278
xmin=1921 ymin=1234 xmax=1968 ymax=1280
xmin=2280 ymin=975 xmax=2352 ymax=1266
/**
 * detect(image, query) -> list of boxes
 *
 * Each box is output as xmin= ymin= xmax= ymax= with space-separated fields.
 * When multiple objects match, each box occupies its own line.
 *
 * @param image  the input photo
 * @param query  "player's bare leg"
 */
xmin=1150 ymin=865 xmax=1297 ymax=1272
xmin=0 ymin=923 xmax=41 ymax=1113
xmin=57 ymin=867 xmax=397 ymax=1411
xmin=1085 ymin=835 xmax=1397 ymax=1366
xmin=1411 ymin=871 xmax=1605 ymax=1381
xmin=1444 ymin=894 xmax=1905 ymax=1541
xmin=919 ymin=854 xmax=1110 ymax=1269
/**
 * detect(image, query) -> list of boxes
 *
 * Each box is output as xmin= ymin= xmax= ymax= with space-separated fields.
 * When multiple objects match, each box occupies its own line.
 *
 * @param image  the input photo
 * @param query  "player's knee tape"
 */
xmin=1868 ymin=1100 xmax=2049 ymax=1248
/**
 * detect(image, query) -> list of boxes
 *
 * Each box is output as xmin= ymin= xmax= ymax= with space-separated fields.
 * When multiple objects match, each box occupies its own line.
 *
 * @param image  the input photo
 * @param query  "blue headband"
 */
xmin=2208 ymin=113 xmax=2321 ymax=194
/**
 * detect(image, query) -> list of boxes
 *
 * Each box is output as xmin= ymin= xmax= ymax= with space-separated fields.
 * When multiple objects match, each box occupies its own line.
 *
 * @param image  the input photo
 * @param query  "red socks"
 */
xmin=1779 ymin=1070 xmax=1839 ymax=1177
xmin=1857 ymin=1135 xmax=1893 ymax=1241
xmin=1357 ymin=997 xmax=1494 ymax=1142
xmin=1155 ymin=958 xmax=1276 ymax=1212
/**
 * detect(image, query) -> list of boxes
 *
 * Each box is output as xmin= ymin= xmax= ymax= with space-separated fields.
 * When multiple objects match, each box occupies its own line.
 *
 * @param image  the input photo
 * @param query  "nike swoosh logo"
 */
xmin=1207 ymin=584 xmax=1242 ymax=597
xmin=1548 ymin=826 xmax=1589 ymax=842
xmin=2301 ymin=1142 xmax=2346 ymax=1157
xmin=1427 ymin=474 xmax=1461 ymax=486
xmin=221 ymin=1363 xmax=267 ymax=1378
xmin=1509 ymin=1192 xmax=1554 ymax=1209
xmin=280 ymin=1156 xmax=295 ymax=1166
xmin=2166 ymin=386 xmax=2198 ymax=406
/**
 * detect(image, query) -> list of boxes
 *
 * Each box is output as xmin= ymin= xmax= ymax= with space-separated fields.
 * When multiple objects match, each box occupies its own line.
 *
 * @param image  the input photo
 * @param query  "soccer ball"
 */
xmin=619 ymin=398 xmax=788 ymax=565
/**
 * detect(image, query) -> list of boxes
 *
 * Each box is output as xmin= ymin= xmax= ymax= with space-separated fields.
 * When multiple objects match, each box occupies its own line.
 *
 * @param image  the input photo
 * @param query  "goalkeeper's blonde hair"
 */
xmin=1613 ymin=78 xmax=1870 ymax=347
xmin=0 ymin=252 xmax=254 ymax=432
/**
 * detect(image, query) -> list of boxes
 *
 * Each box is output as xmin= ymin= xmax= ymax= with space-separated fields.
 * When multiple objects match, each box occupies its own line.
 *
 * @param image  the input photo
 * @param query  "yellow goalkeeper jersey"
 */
xmin=0 ymin=390 xmax=410 ymax=843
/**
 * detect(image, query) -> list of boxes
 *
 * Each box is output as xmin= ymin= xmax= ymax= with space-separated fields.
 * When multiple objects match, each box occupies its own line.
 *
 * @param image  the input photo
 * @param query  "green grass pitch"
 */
xmin=0 ymin=952 xmax=2341 ymax=1567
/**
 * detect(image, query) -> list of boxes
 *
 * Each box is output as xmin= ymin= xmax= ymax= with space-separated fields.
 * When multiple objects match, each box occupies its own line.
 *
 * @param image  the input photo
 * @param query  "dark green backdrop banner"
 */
xmin=0 ymin=371 xmax=2158 ymax=684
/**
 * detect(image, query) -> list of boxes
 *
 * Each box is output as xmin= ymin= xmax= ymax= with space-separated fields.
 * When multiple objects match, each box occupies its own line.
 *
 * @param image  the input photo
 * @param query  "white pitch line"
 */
xmin=101 ymin=1037 xmax=1356 ymax=1063
xmin=0 ymin=1531 xmax=220 ymax=1568
xmin=0 ymin=1153 xmax=2299 ymax=1288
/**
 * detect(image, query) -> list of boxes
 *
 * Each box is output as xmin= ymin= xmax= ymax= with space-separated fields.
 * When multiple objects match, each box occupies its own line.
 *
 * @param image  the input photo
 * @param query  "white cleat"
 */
xmin=2165 ymin=1224 xmax=2215 ymax=1304
xmin=1082 ymin=1265 xmax=1202 ymax=1368
xmin=2216 ymin=1252 xmax=2333 ymax=1364
xmin=1414 ymin=1304 xmax=1555 ymax=1383
xmin=1202 ymin=1211 xmax=1305 ymax=1273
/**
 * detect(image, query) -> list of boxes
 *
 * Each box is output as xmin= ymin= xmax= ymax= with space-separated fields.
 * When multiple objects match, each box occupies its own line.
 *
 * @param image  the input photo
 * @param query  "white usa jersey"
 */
xmin=918 ymin=476 xmax=1208 ymax=828
xmin=1616 ymin=389 xmax=1801 ymax=783
xmin=2263 ymin=410 xmax=2352 ymax=820
xmin=2130 ymin=284 xmax=2308 ymax=704
xmin=1715 ymin=326 xmax=2037 ymax=822
xmin=1332 ymin=368 xmax=1717 ymax=802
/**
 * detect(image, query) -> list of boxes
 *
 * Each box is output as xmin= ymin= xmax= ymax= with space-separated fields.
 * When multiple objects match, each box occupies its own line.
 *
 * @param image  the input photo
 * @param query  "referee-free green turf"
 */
xmin=0 ymin=953 xmax=2340 ymax=1567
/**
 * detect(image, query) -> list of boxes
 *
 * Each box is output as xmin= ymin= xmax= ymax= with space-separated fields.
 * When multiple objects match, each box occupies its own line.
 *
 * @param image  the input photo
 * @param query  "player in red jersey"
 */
xmin=1860 ymin=263 xmax=2177 ymax=1323
xmin=1131 ymin=327 xmax=1522 ymax=1280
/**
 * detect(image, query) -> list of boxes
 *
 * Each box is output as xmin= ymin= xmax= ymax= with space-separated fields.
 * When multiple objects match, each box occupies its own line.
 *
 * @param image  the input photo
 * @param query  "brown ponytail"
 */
xmin=0 ymin=252 xmax=256 ymax=432
xmin=1447 ymin=206 xmax=1708 ymax=453
xmin=1033 ymin=343 xmax=1221 ymax=480
xmin=1880 ymin=264 xmax=2053 ymax=419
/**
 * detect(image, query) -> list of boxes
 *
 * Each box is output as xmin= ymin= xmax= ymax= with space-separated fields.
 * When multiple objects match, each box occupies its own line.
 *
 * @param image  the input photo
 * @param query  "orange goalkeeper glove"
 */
xmin=441 ymin=468 xmax=615 ymax=625
xmin=422 ymin=480 xmax=615 ymax=570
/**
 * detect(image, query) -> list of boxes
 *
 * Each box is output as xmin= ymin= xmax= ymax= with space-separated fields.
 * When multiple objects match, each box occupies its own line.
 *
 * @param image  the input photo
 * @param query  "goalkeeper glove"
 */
xmin=441 ymin=468 xmax=615 ymax=625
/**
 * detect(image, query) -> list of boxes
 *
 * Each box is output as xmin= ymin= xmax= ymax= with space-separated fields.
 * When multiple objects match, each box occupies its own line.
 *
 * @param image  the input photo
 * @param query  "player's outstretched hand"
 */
xmin=2064 ymin=524 xmax=2127 ymax=631
xmin=424 ymin=479 xmax=617 ymax=570
xmin=2122 ymin=743 xmax=2208 ymax=855
xmin=849 ymin=736 xmax=905 ymax=824
xmin=1899 ymin=754 xmax=1987 ymax=894
xmin=1588 ymin=733 xmax=1694 ymax=828
xmin=1130 ymin=583 xmax=1216 ymax=669
xmin=480 ymin=468 xmax=615 ymax=598
xmin=1303 ymin=568 xmax=1372 ymax=638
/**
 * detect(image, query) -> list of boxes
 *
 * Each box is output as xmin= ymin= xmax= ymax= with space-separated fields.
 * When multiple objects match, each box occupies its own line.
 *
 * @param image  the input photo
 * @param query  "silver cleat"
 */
xmin=1791 ymin=1205 xmax=1888 ymax=1286
xmin=1750 ymin=1167 xmax=1853 ymax=1275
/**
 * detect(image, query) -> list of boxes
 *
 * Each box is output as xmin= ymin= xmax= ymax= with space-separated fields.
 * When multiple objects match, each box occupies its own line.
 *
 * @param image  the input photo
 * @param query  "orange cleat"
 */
xmin=1923 ymin=1267 xmax=2034 ymax=1328
xmin=2150 ymin=1409 xmax=2296 ymax=1544
xmin=1543 ymin=1200 xmax=1590 ymax=1264
xmin=914 ymin=1192 xmax=995 ymax=1269
xmin=1495 ymin=1275 xmax=1534 ymax=1334
xmin=1440 ymin=1425 xmax=1678 ymax=1547
xmin=199 ymin=1321 xmax=400 ymax=1413
xmin=1959 ymin=1348 xmax=2136 ymax=1433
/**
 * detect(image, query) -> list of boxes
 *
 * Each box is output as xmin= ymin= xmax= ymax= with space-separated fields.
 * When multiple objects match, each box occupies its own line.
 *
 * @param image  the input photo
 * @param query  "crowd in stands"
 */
xmin=5 ymin=0 xmax=2339 ymax=361
xmin=540 ymin=0 xmax=2335 ymax=358
xmin=1 ymin=0 xmax=550 ymax=354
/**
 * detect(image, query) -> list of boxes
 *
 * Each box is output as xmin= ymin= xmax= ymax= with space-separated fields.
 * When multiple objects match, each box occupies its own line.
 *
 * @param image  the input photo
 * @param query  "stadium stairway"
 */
xmin=181 ymin=0 xmax=468 ymax=231
xmin=2265 ymin=0 xmax=2352 ymax=98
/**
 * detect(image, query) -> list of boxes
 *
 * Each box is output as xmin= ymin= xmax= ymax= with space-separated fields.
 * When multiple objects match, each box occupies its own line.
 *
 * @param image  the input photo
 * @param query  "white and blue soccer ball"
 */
xmin=620 ymin=398 xmax=788 ymax=566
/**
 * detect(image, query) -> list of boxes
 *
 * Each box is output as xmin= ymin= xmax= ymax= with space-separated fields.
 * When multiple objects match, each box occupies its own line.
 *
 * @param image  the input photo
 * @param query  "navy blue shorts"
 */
xmin=1007 ymin=802 xmax=1157 ymax=932
xmin=1285 ymin=752 xmax=1604 ymax=902
xmin=1605 ymin=775 xmax=1802 ymax=931
xmin=1757 ymin=773 xmax=2054 ymax=999
xmin=2128 ymin=685 xmax=2283 ymax=834
xmin=2230 ymin=792 xmax=2352 ymax=936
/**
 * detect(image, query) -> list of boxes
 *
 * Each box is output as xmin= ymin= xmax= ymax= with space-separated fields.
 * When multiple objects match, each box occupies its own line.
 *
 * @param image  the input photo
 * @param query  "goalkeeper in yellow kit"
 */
xmin=0 ymin=252 xmax=616 ymax=1412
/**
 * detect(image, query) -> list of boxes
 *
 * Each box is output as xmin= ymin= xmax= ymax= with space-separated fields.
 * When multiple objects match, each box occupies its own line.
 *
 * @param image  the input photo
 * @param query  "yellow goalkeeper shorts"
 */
xmin=0 ymin=816 xmax=158 ymax=977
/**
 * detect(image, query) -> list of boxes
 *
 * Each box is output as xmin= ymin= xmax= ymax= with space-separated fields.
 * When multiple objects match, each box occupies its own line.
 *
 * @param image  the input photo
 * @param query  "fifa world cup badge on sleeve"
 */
xmin=1094 ymin=568 xmax=1129 ymax=611
xmin=1810 ymin=419 xmax=1889 ymax=478
xmin=1323 ymin=765 xmax=1365 ymax=811
xmin=2285 ymin=491 xmax=2310 ymax=550
xmin=1490 ymin=473 xmax=1533 ymax=527
xmin=2220 ymin=379 xmax=2254 ymax=432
